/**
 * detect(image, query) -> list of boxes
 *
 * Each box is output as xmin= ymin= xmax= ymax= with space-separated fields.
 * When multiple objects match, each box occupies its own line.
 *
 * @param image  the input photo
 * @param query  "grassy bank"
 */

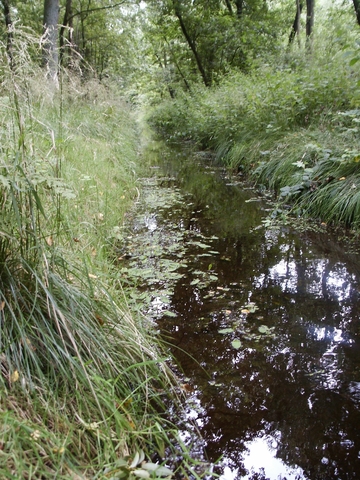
xmin=148 ymin=41 xmax=360 ymax=230
xmin=0 ymin=35 xmax=202 ymax=479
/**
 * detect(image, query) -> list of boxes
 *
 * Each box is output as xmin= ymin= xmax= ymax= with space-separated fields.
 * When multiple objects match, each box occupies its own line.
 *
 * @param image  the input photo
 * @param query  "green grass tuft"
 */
xmin=0 ymin=29 xmax=204 ymax=479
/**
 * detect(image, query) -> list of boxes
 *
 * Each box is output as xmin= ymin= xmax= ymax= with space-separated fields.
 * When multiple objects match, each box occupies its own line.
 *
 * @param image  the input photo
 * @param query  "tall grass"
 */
xmin=0 ymin=29 xmax=203 ymax=478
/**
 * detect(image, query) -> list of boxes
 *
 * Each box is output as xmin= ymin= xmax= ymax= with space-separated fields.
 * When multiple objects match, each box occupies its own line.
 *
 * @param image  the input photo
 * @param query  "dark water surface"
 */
xmin=122 ymin=145 xmax=360 ymax=479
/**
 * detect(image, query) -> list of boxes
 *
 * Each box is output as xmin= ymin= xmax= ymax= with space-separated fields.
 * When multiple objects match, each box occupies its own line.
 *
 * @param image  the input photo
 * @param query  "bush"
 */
xmin=148 ymin=35 xmax=360 ymax=229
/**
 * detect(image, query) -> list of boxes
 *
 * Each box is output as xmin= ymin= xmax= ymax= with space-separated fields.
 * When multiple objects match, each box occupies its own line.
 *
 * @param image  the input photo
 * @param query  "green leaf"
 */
xmin=244 ymin=302 xmax=259 ymax=313
xmin=349 ymin=57 xmax=360 ymax=66
xmin=231 ymin=339 xmax=242 ymax=349
xmin=218 ymin=328 xmax=234 ymax=334
xmin=258 ymin=325 xmax=270 ymax=334
xmin=130 ymin=451 xmax=140 ymax=468
xmin=191 ymin=241 xmax=210 ymax=249
xmin=153 ymin=466 xmax=173 ymax=477
xmin=115 ymin=459 xmax=129 ymax=468
xmin=142 ymin=463 xmax=160 ymax=472
xmin=133 ymin=469 xmax=151 ymax=478
xmin=0 ymin=175 xmax=11 ymax=187
xmin=142 ymin=463 xmax=173 ymax=477
xmin=208 ymin=275 xmax=218 ymax=281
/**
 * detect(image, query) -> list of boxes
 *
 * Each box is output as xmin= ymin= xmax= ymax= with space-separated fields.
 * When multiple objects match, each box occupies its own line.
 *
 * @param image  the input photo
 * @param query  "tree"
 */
xmin=60 ymin=0 xmax=73 ymax=66
xmin=1 ymin=0 xmax=14 ymax=66
xmin=144 ymin=0 xmax=288 ymax=92
xmin=172 ymin=0 xmax=211 ymax=86
xmin=288 ymin=0 xmax=303 ymax=46
xmin=353 ymin=0 xmax=360 ymax=25
xmin=43 ymin=0 xmax=60 ymax=81
xmin=288 ymin=0 xmax=314 ymax=50
xmin=305 ymin=0 xmax=314 ymax=50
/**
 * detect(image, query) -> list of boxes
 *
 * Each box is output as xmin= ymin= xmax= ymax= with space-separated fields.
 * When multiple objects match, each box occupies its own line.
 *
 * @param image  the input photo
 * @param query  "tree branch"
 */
xmin=66 ymin=1 xmax=126 ymax=23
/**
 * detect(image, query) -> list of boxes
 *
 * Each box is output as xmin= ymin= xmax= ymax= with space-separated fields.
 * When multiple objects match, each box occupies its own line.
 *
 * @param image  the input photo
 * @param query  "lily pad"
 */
xmin=258 ymin=325 xmax=270 ymax=334
xmin=231 ymin=339 xmax=242 ymax=349
xmin=218 ymin=328 xmax=234 ymax=334
xmin=244 ymin=302 xmax=259 ymax=313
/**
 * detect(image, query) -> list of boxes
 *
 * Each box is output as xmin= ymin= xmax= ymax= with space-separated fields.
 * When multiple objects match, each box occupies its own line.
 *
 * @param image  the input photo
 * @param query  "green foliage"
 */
xmin=148 ymin=11 xmax=360 ymax=229
xmin=0 ymin=30 xmax=203 ymax=478
xmin=143 ymin=0 xmax=292 ymax=92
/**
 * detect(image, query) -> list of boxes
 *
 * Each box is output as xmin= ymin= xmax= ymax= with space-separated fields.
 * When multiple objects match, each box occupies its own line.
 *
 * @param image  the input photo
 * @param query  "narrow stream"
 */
xmin=120 ymin=144 xmax=360 ymax=479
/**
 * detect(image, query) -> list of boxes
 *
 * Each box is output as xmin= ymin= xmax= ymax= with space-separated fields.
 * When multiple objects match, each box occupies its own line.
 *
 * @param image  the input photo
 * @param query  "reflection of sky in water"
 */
xmin=181 ymin=399 xmax=306 ymax=479
xmin=243 ymin=435 xmax=304 ymax=480
xmin=265 ymin=258 xmax=352 ymax=299
xmin=218 ymin=435 xmax=304 ymax=480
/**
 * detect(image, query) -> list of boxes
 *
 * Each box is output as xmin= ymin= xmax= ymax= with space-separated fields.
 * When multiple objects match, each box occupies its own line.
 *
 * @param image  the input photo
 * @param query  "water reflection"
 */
xmin=125 ymin=147 xmax=360 ymax=479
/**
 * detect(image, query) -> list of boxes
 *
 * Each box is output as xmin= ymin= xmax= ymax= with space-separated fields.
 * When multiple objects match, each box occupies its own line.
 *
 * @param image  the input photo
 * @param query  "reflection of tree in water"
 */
xmin=160 ymin=223 xmax=360 ymax=478
xmin=133 ymin=151 xmax=360 ymax=478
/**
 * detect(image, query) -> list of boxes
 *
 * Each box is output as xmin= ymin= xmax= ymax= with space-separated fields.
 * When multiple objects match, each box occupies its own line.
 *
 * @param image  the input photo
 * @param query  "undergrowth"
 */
xmin=0 ymin=30 xmax=205 ymax=479
xmin=147 ymin=19 xmax=360 ymax=230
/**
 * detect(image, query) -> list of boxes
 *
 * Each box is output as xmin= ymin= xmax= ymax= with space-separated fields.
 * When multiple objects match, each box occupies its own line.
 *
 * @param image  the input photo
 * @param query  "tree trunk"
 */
xmin=288 ymin=0 xmax=303 ymax=46
xmin=353 ymin=0 xmax=360 ymax=25
xmin=2 ymin=0 xmax=14 ymax=67
xmin=43 ymin=0 xmax=60 ymax=82
xmin=172 ymin=0 xmax=211 ymax=86
xmin=60 ymin=0 xmax=73 ymax=66
xmin=306 ymin=0 xmax=314 ymax=50
xmin=235 ymin=0 xmax=243 ymax=18
xmin=224 ymin=0 xmax=233 ymax=15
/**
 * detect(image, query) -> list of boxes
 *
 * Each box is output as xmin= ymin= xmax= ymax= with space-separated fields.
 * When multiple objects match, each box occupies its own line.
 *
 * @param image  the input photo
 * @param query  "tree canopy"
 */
xmin=0 ymin=0 xmax=358 ymax=91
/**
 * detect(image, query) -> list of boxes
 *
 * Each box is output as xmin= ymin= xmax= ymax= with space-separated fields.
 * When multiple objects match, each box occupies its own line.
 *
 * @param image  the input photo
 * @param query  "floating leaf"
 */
xmin=218 ymin=328 xmax=234 ymax=334
xmin=231 ymin=339 xmax=242 ymax=349
xmin=181 ymin=383 xmax=193 ymax=393
xmin=191 ymin=241 xmax=210 ymax=249
xmin=258 ymin=325 xmax=270 ymax=334
xmin=244 ymin=302 xmax=259 ymax=313
xmin=163 ymin=311 xmax=177 ymax=318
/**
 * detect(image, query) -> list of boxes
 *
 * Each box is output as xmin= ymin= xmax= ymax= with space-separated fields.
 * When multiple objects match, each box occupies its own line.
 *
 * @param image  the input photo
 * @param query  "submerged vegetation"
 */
xmin=0 ymin=33 xmax=203 ymax=479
